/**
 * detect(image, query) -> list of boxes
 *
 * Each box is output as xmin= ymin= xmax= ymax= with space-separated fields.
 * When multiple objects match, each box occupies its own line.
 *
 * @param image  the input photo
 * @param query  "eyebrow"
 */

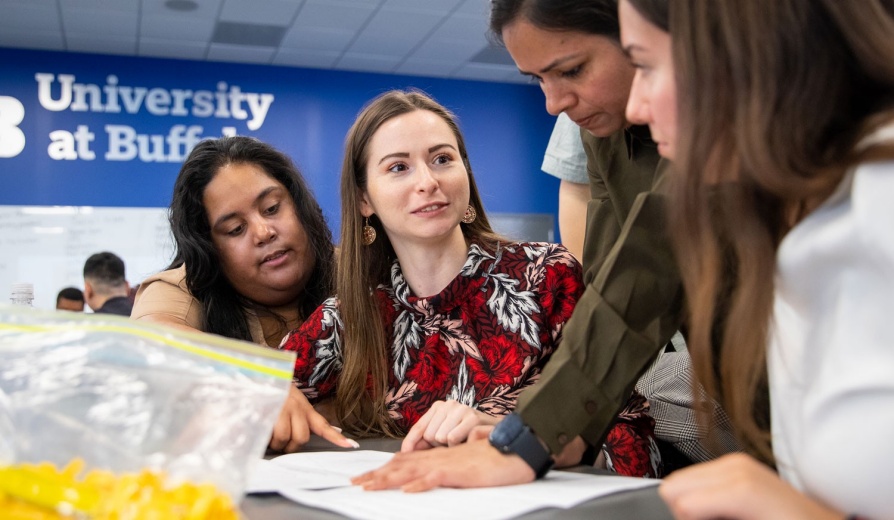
xmin=376 ymin=143 xmax=458 ymax=165
xmin=518 ymin=53 xmax=585 ymax=77
xmin=211 ymin=186 xmax=279 ymax=229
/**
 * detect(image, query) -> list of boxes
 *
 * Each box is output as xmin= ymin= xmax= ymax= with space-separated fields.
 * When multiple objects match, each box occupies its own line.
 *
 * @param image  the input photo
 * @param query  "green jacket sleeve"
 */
xmin=516 ymin=175 xmax=683 ymax=455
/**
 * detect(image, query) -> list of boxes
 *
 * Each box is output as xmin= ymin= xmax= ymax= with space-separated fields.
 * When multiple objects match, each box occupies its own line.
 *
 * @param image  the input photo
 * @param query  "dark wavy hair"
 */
xmin=167 ymin=136 xmax=334 ymax=341
xmin=488 ymin=0 xmax=621 ymax=44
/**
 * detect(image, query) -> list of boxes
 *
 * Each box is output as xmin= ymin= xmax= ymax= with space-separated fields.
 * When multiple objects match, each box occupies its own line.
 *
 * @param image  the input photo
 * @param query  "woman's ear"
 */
xmin=359 ymin=192 xmax=374 ymax=218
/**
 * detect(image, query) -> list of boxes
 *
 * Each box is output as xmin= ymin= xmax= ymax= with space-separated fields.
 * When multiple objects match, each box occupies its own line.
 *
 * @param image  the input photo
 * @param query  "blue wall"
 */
xmin=0 ymin=47 xmax=557 ymax=237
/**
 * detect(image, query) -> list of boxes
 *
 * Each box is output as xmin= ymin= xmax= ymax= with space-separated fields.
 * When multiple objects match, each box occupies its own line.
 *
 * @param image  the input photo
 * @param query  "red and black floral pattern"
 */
xmin=280 ymin=241 xmax=659 ymax=477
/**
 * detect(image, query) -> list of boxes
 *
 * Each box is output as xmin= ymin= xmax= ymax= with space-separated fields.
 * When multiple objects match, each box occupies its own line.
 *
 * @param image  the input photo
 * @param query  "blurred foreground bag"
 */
xmin=0 ymin=305 xmax=295 ymax=500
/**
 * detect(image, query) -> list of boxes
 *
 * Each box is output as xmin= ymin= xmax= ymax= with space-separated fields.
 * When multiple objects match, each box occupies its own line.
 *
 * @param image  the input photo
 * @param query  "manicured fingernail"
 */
xmin=347 ymin=439 xmax=360 ymax=449
xmin=332 ymin=426 xmax=342 ymax=432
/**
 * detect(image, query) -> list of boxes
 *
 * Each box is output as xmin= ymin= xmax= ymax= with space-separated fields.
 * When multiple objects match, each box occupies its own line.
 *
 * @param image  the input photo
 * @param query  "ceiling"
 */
xmin=0 ymin=0 xmax=530 ymax=84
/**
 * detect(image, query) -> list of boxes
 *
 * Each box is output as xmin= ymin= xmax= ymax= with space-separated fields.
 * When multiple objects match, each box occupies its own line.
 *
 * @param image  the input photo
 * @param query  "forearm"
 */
xmin=518 ymin=191 xmax=682 ymax=455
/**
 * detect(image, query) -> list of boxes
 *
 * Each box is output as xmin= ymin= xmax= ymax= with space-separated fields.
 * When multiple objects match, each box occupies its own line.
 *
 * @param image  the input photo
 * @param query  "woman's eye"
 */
xmin=226 ymin=225 xmax=244 ymax=237
xmin=387 ymin=163 xmax=408 ymax=173
xmin=433 ymin=154 xmax=451 ymax=165
xmin=561 ymin=65 xmax=583 ymax=78
xmin=265 ymin=203 xmax=280 ymax=215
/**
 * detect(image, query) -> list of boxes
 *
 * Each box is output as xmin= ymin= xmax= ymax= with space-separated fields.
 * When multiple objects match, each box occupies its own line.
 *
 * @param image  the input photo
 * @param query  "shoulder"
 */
xmin=851 ymin=159 xmax=894 ymax=256
xmin=139 ymin=265 xmax=188 ymax=291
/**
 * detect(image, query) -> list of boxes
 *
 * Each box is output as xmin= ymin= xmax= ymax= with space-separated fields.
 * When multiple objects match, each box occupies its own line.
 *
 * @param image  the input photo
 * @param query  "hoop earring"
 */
xmin=362 ymin=217 xmax=377 ymax=246
xmin=461 ymin=205 xmax=477 ymax=224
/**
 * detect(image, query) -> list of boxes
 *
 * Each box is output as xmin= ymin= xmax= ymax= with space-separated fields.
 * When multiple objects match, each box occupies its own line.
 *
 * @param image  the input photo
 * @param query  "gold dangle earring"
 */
xmin=362 ymin=217 xmax=377 ymax=245
xmin=461 ymin=205 xmax=477 ymax=224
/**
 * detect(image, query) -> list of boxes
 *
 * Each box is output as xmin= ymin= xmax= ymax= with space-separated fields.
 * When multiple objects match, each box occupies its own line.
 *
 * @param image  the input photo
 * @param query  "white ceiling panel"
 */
xmin=291 ymin=2 xmax=376 ymax=33
xmin=218 ymin=0 xmax=302 ymax=25
xmin=66 ymin=34 xmax=138 ymax=55
xmin=280 ymin=27 xmax=354 ymax=53
xmin=336 ymin=52 xmax=403 ymax=74
xmin=60 ymin=0 xmax=138 ymax=10
xmin=382 ymin=0 xmax=464 ymax=15
xmin=141 ymin=0 xmax=221 ymax=17
xmin=0 ymin=29 xmax=64 ymax=50
xmin=207 ymin=42 xmax=276 ymax=64
xmin=138 ymin=37 xmax=208 ymax=59
xmin=0 ymin=0 xmax=526 ymax=84
xmin=272 ymin=48 xmax=340 ymax=69
xmin=1 ymin=3 xmax=61 ymax=29
xmin=141 ymin=14 xmax=215 ymax=41
xmin=62 ymin=9 xmax=139 ymax=37
xmin=348 ymin=9 xmax=442 ymax=57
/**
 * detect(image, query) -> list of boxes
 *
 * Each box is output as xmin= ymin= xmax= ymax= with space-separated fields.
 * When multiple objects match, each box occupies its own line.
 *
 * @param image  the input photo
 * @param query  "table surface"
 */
xmin=239 ymin=437 xmax=674 ymax=520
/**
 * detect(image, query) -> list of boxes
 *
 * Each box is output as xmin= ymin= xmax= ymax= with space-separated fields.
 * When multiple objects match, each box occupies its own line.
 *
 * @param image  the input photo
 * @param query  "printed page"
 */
xmin=246 ymin=450 xmax=657 ymax=519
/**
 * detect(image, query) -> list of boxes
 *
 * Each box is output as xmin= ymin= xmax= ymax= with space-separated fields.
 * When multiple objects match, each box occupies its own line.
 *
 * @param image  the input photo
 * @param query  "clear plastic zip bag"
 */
xmin=0 ymin=305 xmax=295 ymax=515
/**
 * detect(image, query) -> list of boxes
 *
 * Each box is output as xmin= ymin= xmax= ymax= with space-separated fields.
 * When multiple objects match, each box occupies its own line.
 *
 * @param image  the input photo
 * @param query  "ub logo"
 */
xmin=0 ymin=96 xmax=25 ymax=158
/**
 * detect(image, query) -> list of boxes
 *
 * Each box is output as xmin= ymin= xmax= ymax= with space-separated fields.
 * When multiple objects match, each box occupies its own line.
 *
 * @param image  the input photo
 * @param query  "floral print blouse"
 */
xmin=280 ymin=241 xmax=659 ymax=477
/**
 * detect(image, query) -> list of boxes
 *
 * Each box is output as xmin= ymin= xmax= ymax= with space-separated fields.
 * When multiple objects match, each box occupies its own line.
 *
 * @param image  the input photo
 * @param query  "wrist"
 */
xmin=488 ymin=413 xmax=554 ymax=479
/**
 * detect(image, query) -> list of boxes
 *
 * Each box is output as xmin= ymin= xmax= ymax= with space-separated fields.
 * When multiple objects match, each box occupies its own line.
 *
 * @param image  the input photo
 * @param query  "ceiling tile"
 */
xmin=455 ymin=0 xmax=489 ymax=17
xmin=66 ymin=34 xmax=138 ymax=55
xmin=218 ymin=0 xmax=302 ymax=25
xmin=0 ymin=29 xmax=64 ymax=51
xmin=452 ymin=62 xmax=519 ymax=82
xmin=291 ymin=1 xmax=376 ymax=33
xmin=141 ymin=0 xmax=223 ymax=17
xmin=206 ymin=42 xmax=276 ymax=64
xmin=60 ymin=0 xmax=138 ymax=10
xmin=381 ymin=0 xmax=463 ymax=15
xmin=428 ymin=12 xmax=488 ymax=42
xmin=272 ymin=48 xmax=340 ymax=69
xmin=393 ymin=58 xmax=455 ymax=79
xmin=138 ymin=38 xmax=208 ymax=60
xmin=141 ymin=14 xmax=215 ymax=40
xmin=62 ymin=9 xmax=139 ymax=37
xmin=348 ymin=9 xmax=440 ymax=57
xmin=336 ymin=52 xmax=402 ymax=74
xmin=280 ymin=27 xmax=354 ymax=53
xmin=0 ymin=3 xmax=60 ymax=30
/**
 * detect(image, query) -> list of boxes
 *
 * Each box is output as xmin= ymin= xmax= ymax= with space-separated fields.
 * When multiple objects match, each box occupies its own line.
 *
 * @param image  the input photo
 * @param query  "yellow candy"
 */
xmin=0 ymin=460 xmax=241 ymax=519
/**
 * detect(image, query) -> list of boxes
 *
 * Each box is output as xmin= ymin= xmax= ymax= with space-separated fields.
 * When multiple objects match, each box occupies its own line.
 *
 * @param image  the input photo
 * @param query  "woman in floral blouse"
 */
xmin=276 ymin=90 xmax=658 ymax=477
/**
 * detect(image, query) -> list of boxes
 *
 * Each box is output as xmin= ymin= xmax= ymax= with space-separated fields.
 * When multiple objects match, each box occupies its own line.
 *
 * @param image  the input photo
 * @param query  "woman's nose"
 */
xmin=253 ymin=220 xmax=276 ymax=244
xmin=543 ymin=81 xmax=574 ymax=116
xmin=415 ymin=164 xmax=438 ymax=192
xmin=626 ymin=77 xmax=650 ymax=125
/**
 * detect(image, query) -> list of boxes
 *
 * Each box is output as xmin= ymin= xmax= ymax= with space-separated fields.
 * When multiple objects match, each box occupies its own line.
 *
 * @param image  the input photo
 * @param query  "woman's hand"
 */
xmin=354 ymin=430 xmax=535 ymax=492
xmin=268 ymin=385 xmax=357 ymax=452
xmin=400 ymin=400 xmax=501 ymax=452
xmin=660 ymin=453 xmax=843 ymax=520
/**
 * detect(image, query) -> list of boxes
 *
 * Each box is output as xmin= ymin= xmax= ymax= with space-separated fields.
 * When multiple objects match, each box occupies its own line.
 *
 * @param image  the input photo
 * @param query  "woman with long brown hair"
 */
xmin=623 ymin=0 xmax=894 ymax=518
xmin=278 ymin=89 xmax=659 ymax=477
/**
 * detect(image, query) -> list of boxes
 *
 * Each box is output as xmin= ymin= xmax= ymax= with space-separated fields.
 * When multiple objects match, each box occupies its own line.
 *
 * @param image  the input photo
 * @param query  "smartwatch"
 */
xmin=488 ymin=413 xmax=554 ymax=479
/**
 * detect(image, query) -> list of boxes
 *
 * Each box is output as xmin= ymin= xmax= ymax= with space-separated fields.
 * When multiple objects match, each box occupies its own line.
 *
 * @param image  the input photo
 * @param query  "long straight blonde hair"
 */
xmin=668 ymin=0 xmax=894 ymax=461
xmin=335 ymin=90 xmax=506 ymax=437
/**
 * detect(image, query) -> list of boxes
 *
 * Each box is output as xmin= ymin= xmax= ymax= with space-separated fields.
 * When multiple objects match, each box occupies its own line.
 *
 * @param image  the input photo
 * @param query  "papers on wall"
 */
xmin=246 ymin=450 xmax=658 ymax=520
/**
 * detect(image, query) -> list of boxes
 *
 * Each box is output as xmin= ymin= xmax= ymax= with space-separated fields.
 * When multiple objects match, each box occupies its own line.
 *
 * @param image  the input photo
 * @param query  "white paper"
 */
xmin=246 ymin=450 xmax=393 ymax=492
xmin=246 ymin=450 xmax=658 ymax=519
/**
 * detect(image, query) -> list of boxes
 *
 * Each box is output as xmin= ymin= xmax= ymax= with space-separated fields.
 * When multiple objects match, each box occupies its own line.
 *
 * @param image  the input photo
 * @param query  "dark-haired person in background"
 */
xmin=55 ymin=286 xmax=85 ymax=312
xmin=130 ymin=135 xmax=353 ymax=450
xmin=83 ymin=251 xmax=133 ymax=316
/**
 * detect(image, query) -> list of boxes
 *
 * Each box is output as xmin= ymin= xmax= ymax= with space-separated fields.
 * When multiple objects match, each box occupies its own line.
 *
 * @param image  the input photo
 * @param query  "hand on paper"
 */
xmin=659 ymin=453 xmax=843 ymax=520
xmin=268 ymin=384 xmax=357 ymax=452
xmin=353 ymin=430 xmax=535 ymax=492
xmin=400 ymin=400 xmax=501 ymax=452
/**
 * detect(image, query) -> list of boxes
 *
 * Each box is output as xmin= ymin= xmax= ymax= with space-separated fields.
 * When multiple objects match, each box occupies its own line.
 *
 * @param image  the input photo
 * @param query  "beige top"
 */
xmin=132 ymin=265 xmax=302 ymax=347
